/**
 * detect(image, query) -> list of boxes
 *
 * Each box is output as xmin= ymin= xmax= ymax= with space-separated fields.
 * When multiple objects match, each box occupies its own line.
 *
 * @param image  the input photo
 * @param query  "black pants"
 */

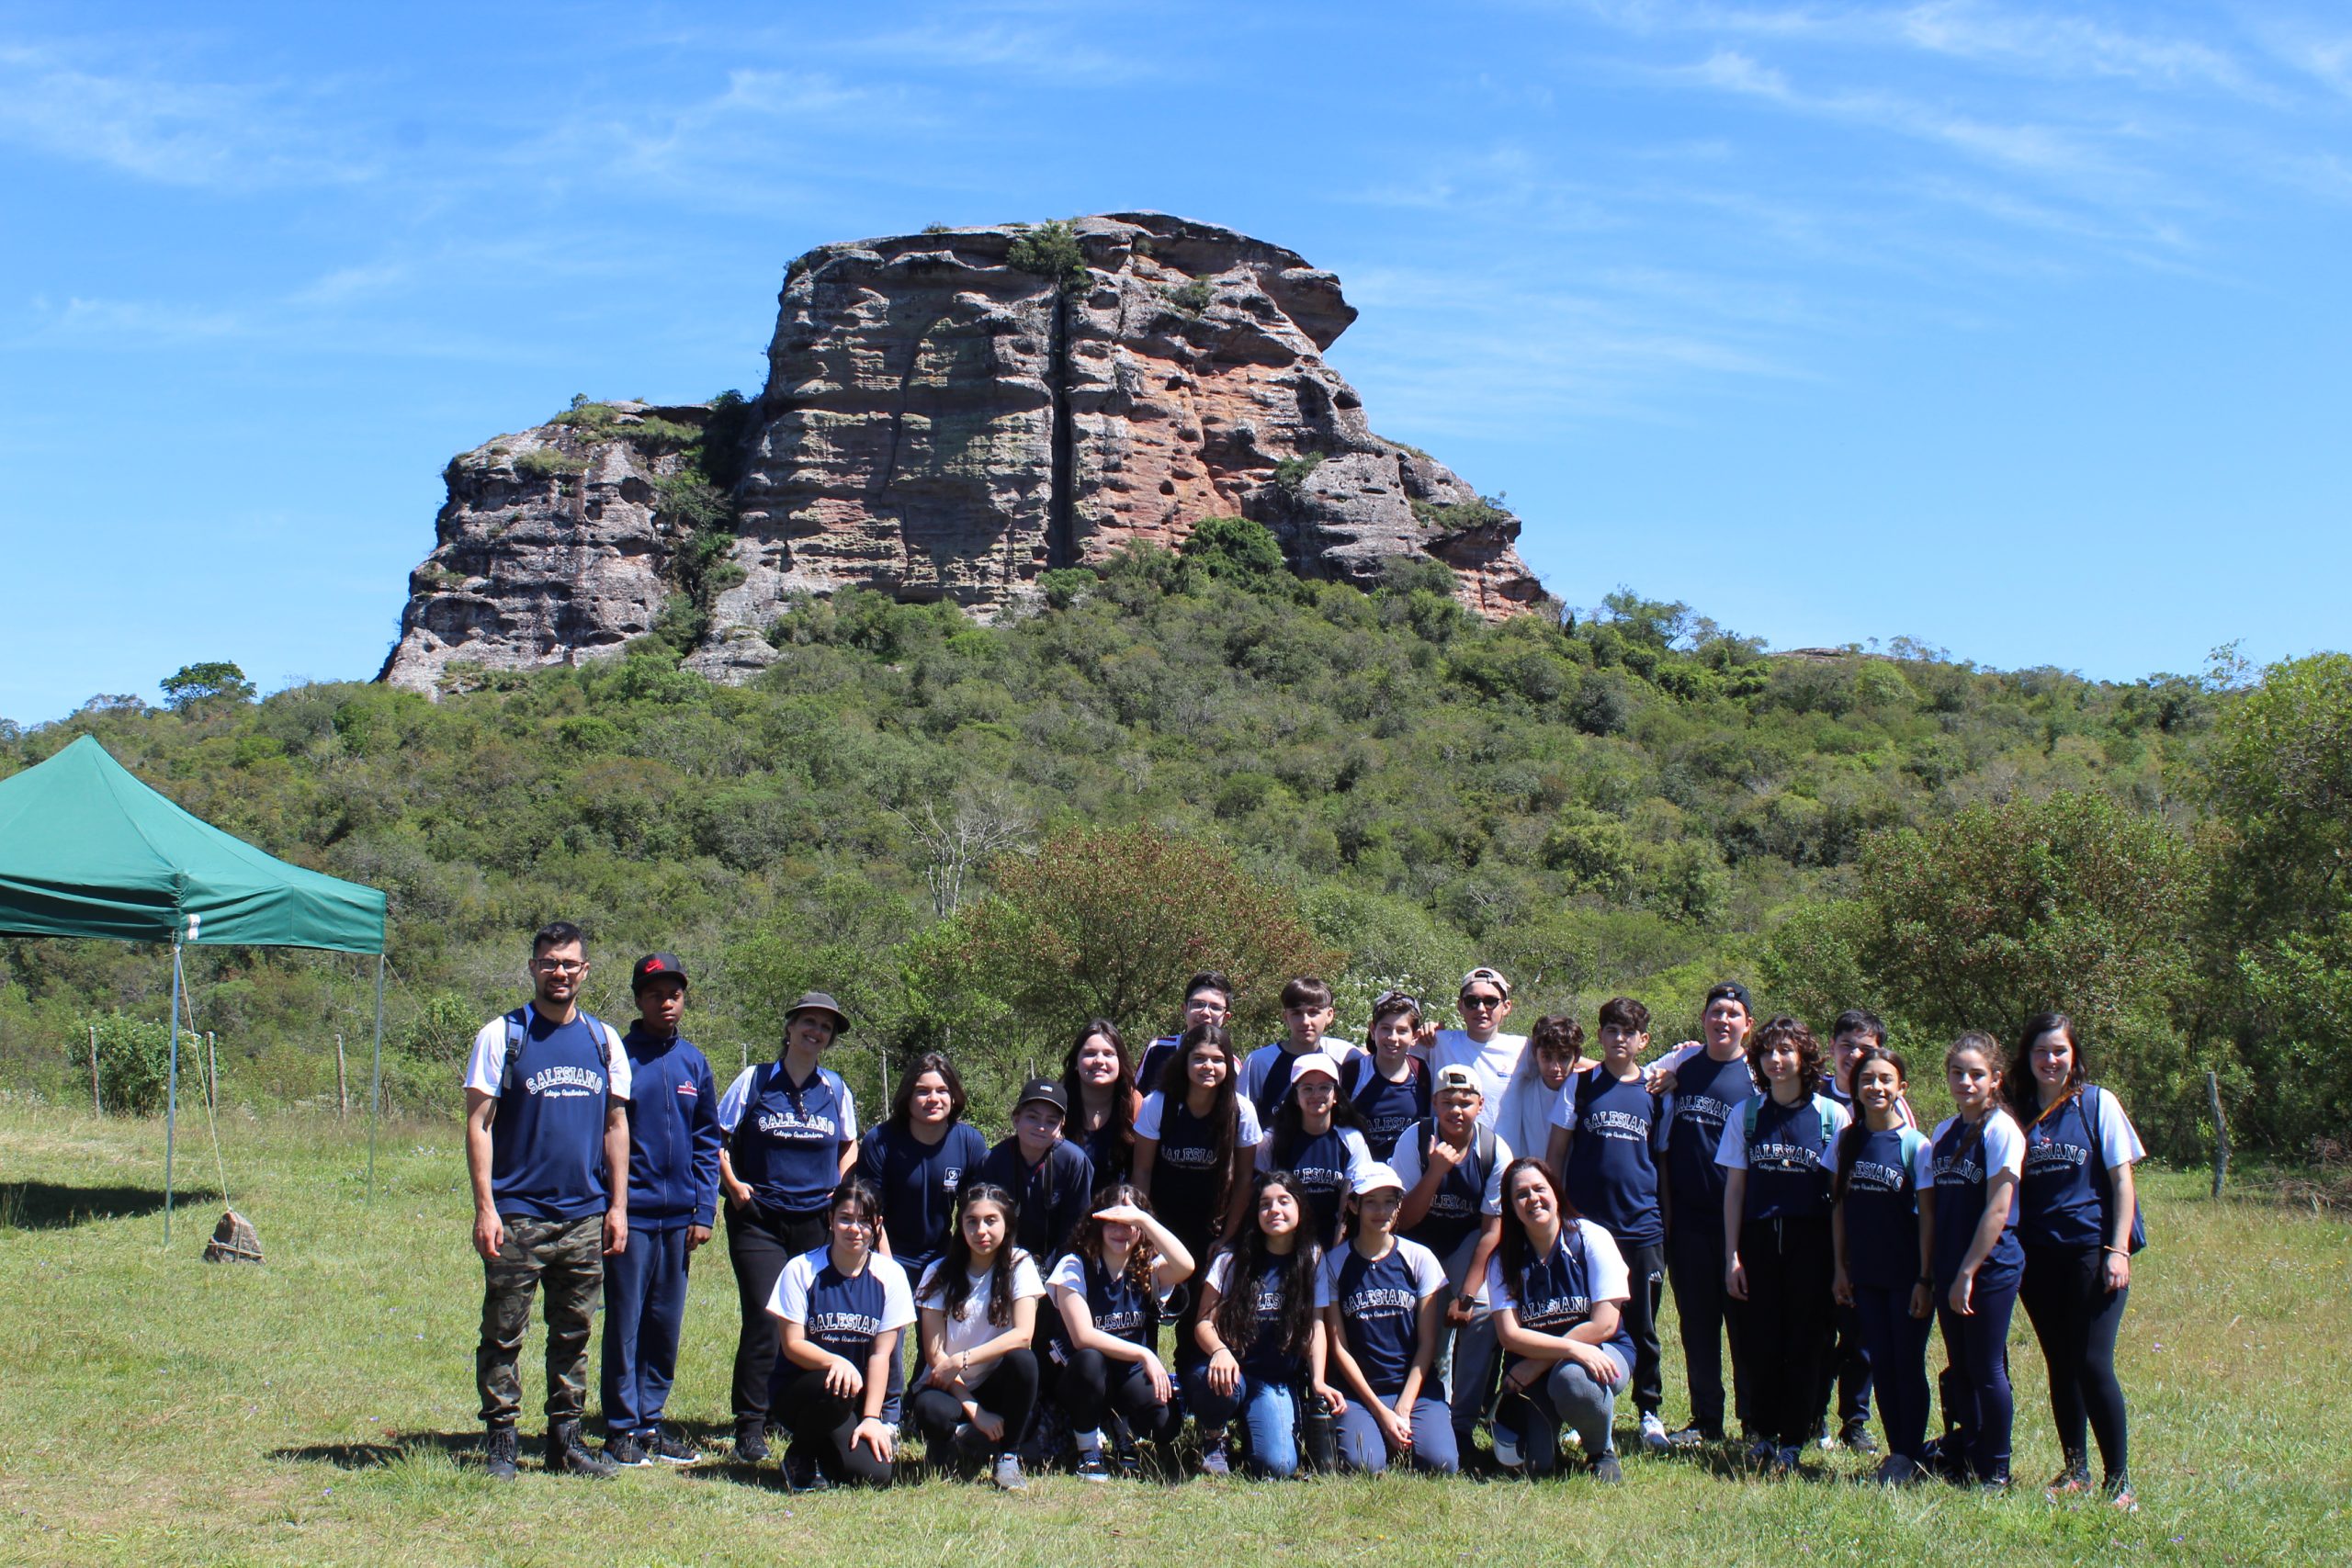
xmin=1738 ymin=1214 xmax=1835 ymax=1449
xmin=773 ymin=1365 xmax=894 ymax=1486
xmin=1851 ymin=1282 xmax=1931 ymax=1462
xmin=1615 ymin=1238 xmax=1667 ymax=1420
xmin=726 ymin=1203 xmax=827 ymax=1427
xmin=1937 ymin=1261 xmax=2021 ymax=1484
xmin=1058 ymin=1348 xmax=1181 ymax=1445
xmin=1668 ymin=1215 xmax=1748 ymax=1435
xmin=910 ymin=1350 xmax=1040 ymax=1460
xmin=2019 ymin=1243 xmax=2131 ymax=1481
xmin=1814 ymin=1299 xmax=1872 ymax=1434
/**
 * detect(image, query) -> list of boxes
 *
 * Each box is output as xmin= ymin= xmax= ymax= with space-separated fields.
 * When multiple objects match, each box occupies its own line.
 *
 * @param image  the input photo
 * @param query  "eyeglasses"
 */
xmin=1461 ymin=994 xmax=1504 ymax=1010
xmin=532 ymin=960 xmax=587 ymax=975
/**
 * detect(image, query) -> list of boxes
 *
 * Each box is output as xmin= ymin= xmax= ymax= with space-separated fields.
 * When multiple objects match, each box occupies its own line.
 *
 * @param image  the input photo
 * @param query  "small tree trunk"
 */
xmin=335 ymin=1033 xmax=349 ymax=1121
xmin=90 ymin=1025 xmax=102 ymax=1116
xmin=2207 ymin=1070 xmax=2230 ymax=1198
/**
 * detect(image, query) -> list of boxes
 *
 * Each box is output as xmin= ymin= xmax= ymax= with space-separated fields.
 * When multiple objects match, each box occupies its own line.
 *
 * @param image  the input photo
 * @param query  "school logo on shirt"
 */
xmin=675 ymin=1081 xmax=698 ymax=1099
xmin=2023 ymin=1138 xmax=2090 ymax=1176
xmin=1676 ymin=1095 xmax=1735 ymax=1134
xmin=941 ymin=1165 xmax=966 ymax=1194
xmin=1934 ymin=1151 xmax=1987 ymax=1186
xmin=1749 ymin=1138 xmax=1825 ymax=1174
xmin=1162 ymin=1143 xmax=1217 ymax=1169
xmin=755 ymin=1106 xmax=841 ymax=1140
xmin=809 ymin=1309 xmax=883 ymax=1340
xmin=1340 ymin=1284 xmax=1419 ymax=1317
xmin=1517 ymin=1290 xmax=1593 ymax=1333
xmin=525 ymin=1065 xmax=605 ymax=1098
xmin=1848 ymin=1159 xmax=1910 ymax=1193
xmin=1584 ymin=1109 xmax=1651 ymax=1141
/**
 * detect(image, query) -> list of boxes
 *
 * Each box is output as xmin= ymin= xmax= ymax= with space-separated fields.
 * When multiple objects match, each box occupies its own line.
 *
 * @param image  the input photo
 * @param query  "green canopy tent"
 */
xmin=0 ymin=734 xmax=390 ymax=1239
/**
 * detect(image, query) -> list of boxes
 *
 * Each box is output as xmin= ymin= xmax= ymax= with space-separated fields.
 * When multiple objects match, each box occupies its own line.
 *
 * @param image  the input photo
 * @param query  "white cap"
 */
xmin=1351 ymin=1162 xmax=1406 ymax=1196
xmin=1289 ymin=1052 xmax=1343 ymax=1085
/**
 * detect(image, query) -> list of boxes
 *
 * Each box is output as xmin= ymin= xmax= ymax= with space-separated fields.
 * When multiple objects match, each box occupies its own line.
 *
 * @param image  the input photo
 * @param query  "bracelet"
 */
xmin=2102 ymin=1246 xmax=2130 ymax=1257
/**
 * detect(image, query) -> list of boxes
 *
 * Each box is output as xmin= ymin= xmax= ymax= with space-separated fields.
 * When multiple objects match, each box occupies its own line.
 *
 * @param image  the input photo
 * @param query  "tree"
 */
xmin=160 ymin=661 xmax=256 ymax=710
xmin=890 ymin=789 xmax=1035 ymax=918
xmin=1181 ymin=516 xmax=1289 ymax=593
xmin=945 ymin=824 xmax=1340 ymax=1054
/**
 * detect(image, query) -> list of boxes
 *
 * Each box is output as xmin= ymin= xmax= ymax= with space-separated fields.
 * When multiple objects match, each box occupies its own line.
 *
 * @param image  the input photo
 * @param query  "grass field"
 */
xmin=1 ymin=1103 xmax=2346 ymax=1566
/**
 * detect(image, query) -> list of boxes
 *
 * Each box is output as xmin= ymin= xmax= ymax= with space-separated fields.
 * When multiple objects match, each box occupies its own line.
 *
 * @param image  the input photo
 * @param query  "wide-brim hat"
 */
xmin=785 ymin=991 xmax=849 ymax=1032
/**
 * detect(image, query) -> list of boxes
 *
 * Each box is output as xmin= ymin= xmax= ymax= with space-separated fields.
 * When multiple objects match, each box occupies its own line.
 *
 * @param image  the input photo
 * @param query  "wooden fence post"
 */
xmin=207 ymin=1032 xmax=220 ymax=1113
xmin=335 ymin=1033 xmax=349 ymax=1121
xmin=2207 ymin=1070 xmax=2229 ymax=1198
xmin=90 ymin=1025 xmax=101 ymax=1116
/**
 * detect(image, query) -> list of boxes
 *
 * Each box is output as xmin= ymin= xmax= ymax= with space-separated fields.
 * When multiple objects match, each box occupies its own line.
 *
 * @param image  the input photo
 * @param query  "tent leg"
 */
xmin=367 ymin=953 xmax=385 ymax=1202
xmin=165 ymin=940 xmax=182 ymax=1247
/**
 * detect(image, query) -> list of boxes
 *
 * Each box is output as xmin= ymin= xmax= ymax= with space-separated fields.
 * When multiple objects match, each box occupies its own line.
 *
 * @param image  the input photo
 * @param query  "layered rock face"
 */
xmin=381 ymin=213 xmax=1544 ymax=693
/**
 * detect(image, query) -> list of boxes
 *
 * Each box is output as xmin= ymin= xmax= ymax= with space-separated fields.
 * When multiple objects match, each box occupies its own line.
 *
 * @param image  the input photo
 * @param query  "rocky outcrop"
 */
xmin=382 ymin=214 xmax=1546 ymax=693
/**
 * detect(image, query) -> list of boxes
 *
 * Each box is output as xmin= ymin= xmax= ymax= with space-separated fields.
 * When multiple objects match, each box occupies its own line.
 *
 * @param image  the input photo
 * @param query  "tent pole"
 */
xmin=165 ymin=939 xmax=183 ymax=1246
xmin=367 ymin=952 xmax=385 ymax=1202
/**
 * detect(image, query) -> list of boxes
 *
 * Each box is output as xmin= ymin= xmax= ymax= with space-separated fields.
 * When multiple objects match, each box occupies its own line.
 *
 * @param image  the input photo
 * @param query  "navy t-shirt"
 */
xmin=1047 ymin=1250 xmax=1160 ymax=1362
xmin=1663 ymin=1047 xmax=1758 ymax=1227
xmin=1929 ymin=1112 xmax=2027 ymax=1283
xmin=1134 ymin=1035 xmax=1182 ymax=1093
xmin=857 ymin=1120 xmax=989 ymax=1280
xmin=1137 ymin=1090 xmax=1261 ymax=1243
xmin=1076 ymin=1115 xmax=1133 ymax=1186
xmin=1487 ymin=1221 xmax=1634 ymax=1371
xmin=1208 ymin=1248 xmax=1306 ymax=1382
xmin=1317 ymin=1239 xmax=1446 ymax=1396
xmin=1839 ymin=1126 xmax=1931 ymax=1290
xmin=978 ymin=1137 xmax=1095 ymax=1267
xmin=1348 ymin=1057 xmax=1430 ymax=1161
xmin=471 ymin=1009 xmax=625 ymax=1222
xmin=1717 ymin=1093 xmax=1848 ymax=1222
xmin=1259 ymin=1122 xmax=1374 ymax=1248
xmin=1560 ymin=1070 xmax=1668 ymax=1247
xmin=2017 ymin=1089 xmax=2143 ymax=1251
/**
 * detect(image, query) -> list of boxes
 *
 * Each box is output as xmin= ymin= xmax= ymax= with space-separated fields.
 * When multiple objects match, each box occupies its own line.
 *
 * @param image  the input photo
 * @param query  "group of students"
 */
xmin=465 ymin=928 xmax=2144 ymax=1506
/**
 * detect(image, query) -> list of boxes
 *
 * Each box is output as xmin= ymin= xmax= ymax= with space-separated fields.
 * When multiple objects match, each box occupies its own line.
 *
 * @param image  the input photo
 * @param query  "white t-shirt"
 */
xmin=460 ymin=1007 xmax=634 ymax=1101
xmin=766 ymin=1247 xmax=916 ymax=1332
xmin=1494 ymin=1065 xmax=1570 ymax=1170
xmin=916 ymin=1250 xmax=1047 ymax=1360
xmin=1312 ymin=1235 xmax=1449 ymax=1307
xmin=1422 ymin=1029 xmax=1527 ymax=1126
xmin=1929 ymin=1111 xmax=2028 ymax=1184
xmin=1483 ymin=1218 xmax=1631 ymax=1312
xmin=1134 ymin=1090 xmax=1265 ymax=1146
xmin=1386 ymin=1125 xmax=1512 ymax=1216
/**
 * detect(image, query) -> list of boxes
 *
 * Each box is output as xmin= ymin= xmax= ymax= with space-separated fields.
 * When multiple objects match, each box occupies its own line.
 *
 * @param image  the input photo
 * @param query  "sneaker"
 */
xmin=2046 ymin=1457 xmax=2091 ymax=1497
xmin=1074 ymin=1455 xmax=1112 ymax=1483
xmin=548 ymin=1423 xmax=617 ymax=1478
xmin=1591 ymin=1452 xmax=1624 ymax=1485
xmin=2105 ymin=1475 xmax=2138 ymax=1513
xmin=1815 ymin=1422 xmax=1840 ymax=1452
xmin=733 ymin=1422 xmax=769 ymax=1464
xmin=1979 ymin=1477 xmax=2013 ymax=1495
xmin=484 ymin=1425 xmax=518 ymax=1482
xmin=990 ymin=1453 xmax=1029 ymax=1492
xmin=1490 ymin=1426 xmax=1523 ymax=1470
xmin=1841 ymin=1422 xmax=1879 ymax=1457
xmin=1199 ymin=1438 xmax=1232 ymax=1478
xmin=1662 ymin=1424 xmax=1719 ymax=1450
xmin=1771 ymin=1445 xmax=1802 ymax=1477
xmin=604 ymin=1432 xmax=650 ymax=1468
xmin=1746 ymin=1438 xmax=1778 ymax=1470
xmin=1638 ymin=1412 xmax=1670 ymax=1452
xmin=645 ymin=1427 xmax=701 ymax=1465
xmin=783 ymin=1451 xmax=832 ymax=1494
xmin=1872 ymin=1453 xmax=1917 ymax=1486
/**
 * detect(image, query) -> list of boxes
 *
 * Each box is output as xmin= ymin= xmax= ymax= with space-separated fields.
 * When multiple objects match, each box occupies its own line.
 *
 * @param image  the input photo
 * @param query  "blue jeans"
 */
xmin=600 ymin=1222 xmax=691 ymax=1437
xmin=1337 ymin=1393 xmax=1460 ymax=1473
xmin=1498 ymin=1346 xmax=1627 ymax=1474
xmin=1182 ymin=1363 xmax=1301 ymax=1478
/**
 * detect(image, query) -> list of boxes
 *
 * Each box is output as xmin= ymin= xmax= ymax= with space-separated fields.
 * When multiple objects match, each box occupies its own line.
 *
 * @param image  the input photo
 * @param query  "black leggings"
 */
xmin=2019 ymin=1244 xmax=2131 ymax=1481
xmin=1937 ymin=1262 xmax=2021 ymax=1484
xmin=772 ymin=1365 xmax=894 ymax=1486
xmin=726 ymin=1204 xmax=828 ymax=1426
xmin=1058 ymin=1348 xmax=1181 ymax=1444
xmin=1737 ymin=1215 xmax=1835 ymax=1449
xmin=910 ymin=1350 xmax=1040 ymax=1459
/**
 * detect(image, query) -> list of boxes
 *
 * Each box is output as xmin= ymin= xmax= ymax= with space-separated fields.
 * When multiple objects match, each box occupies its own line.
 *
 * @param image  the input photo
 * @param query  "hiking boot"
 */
xmin=2045 ymin=1452 xmax=2091 ymax=1497
xmin=783 ymin=1450 xmax=832 ymax=1494
xmin=548 ymin=1421 xmax=616 ymax=1477
xmin=2105 ymin=1473 xmax=2138 ymax=1513
xmin=990 ymin=1453 xmax=1029 ymax=1492
xmin=1872 ymin=1453 xmax=1917 ymax=1486
xmin=1591 ymin=1451 xmax=1624 ymax=1484
xmin=1662 ymin=1423 xmax=1718 ymax=1450
xmin=645 ymin=1427 xmax=701 ymax=1465
xmin=1840 ymin=1422 xmax=1879 ymax=1456
xmin=733 ymin=1421 xmax=769 ymax=1464
xmin=483 ymin=1424 xmax=518 ymax=1481
xmin=1199 ymin=1436 xmax=1232 ymax=1478
xmin=604 ymin=1431 xmax=650 ymax=1468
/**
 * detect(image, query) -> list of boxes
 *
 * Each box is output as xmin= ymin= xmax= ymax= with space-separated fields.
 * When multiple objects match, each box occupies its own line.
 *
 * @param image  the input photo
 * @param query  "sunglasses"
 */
xmin=1460 ymin=994 xmax=1505 ymax=1010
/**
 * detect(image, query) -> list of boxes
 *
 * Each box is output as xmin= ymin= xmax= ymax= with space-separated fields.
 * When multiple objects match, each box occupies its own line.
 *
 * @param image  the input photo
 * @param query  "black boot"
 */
xmin=484 ymin=1424 xmax=518 ymax=1481
xmin=548 ymin=1419 xmax=617 ymax=1477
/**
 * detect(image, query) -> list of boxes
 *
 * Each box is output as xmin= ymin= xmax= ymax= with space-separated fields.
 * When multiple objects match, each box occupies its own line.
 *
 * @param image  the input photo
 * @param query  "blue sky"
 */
xmin=3 ymin=1 xmax=2347 ymax=723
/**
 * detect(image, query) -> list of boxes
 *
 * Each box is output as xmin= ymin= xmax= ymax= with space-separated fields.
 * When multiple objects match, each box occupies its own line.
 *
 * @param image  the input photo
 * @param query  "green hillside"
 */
xmin=4 ymin=530 xmax=2343 ymax=1159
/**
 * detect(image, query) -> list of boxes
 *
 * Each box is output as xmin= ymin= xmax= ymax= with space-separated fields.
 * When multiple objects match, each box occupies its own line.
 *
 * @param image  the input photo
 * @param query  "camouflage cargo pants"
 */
xmin=477 ymin=1213 xmax=605 ymax=1427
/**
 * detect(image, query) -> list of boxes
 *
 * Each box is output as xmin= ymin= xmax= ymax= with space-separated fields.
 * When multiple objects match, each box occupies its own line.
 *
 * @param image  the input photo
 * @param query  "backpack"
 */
xmin=1741 ymin=1092 xmax=1839 ymax=1152
xmin=2082 ymin=1085 xmax=2150 ymax=1254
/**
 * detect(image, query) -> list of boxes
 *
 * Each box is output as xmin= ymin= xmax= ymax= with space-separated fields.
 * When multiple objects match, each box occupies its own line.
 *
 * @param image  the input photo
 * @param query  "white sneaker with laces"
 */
xmin=990 ymin=1453 xmax=1028 ymax=1492
xmin=1639 ymin=1413 xmax=1669 ymax=1452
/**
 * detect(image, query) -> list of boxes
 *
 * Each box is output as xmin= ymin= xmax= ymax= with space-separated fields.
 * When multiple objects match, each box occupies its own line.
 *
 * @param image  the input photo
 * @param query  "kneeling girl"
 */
xmin=767 ymin=1178 xmax=913 ymax=1488
xmin=1488 ymin=1157 xmax=1632 ymax=1483
xmin=1185 ymin=1170 xmax=1333 ymax=1477
xmin=1048 ymin=1183 xmax=1195 ymax=1479
xmin=1317 ymin=1163 xmax=1458 ymax=1473
xmin=911 ymin=1183 xmax=1046 ymax=1490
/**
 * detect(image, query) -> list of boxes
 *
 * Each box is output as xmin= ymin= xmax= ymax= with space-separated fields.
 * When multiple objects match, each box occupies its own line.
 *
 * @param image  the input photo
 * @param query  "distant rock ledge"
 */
xmin=379 ymin=213 xmax=1548 ymax=693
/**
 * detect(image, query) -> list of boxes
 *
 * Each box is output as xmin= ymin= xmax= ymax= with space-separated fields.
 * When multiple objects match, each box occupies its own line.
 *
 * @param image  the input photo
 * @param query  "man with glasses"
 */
xmin=462 ymin=920 xmax=634 ymax=1480
xmin=1419 ymin=967 xmax=1525 ymax=1132
xmin=1132 ymin=970 xmax=1234 ymax=1092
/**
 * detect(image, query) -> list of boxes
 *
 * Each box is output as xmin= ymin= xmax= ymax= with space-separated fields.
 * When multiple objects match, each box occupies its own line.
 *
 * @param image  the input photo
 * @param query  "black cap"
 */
xmin=1014 ymin=1077 xmax=1069 ymax=1116
xmin=632 ymin=953 xmax=690 ymax=993
xmin=1706 ymin=980 xmax=1754 ymax=1015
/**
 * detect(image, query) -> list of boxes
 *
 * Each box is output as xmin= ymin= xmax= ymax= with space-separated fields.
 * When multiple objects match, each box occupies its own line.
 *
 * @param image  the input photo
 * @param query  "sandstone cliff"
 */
xmin=381 ymin=213 xmax=1546 ymax=693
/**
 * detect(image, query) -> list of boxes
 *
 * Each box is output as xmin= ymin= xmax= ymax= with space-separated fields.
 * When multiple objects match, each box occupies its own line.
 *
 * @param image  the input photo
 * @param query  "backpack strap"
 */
xmin=1741 ymin=1096 xmax=1760 ymax=1143
xmin=1813 ymin=1094 xmax=1839 ymax=1150
xmin=499 ymin=1006 xmax=530 ymax=1098
xmin=1474 ymin=1121 xmax=1495 ymax=1174
xmin=1896 ymin=1127 xmax=1928 ymax=1181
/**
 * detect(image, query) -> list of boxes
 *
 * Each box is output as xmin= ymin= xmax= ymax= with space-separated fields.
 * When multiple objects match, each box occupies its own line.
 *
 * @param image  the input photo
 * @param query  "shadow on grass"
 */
xmin=273 ymin=1432 xmax=482 ymax=1470
xmin=0 ymin=1181 xmax=209 ymax=1231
